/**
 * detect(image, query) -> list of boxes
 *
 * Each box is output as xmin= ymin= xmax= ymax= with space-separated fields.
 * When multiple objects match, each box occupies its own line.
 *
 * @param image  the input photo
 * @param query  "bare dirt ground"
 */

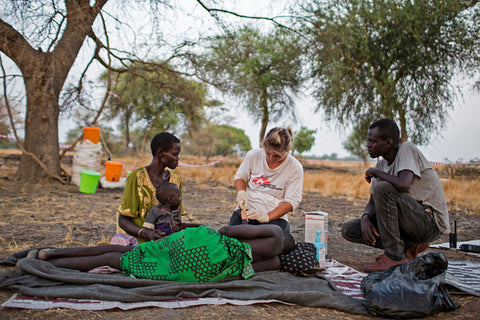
xmin=0 ymin=155 xmax=479 ymax=319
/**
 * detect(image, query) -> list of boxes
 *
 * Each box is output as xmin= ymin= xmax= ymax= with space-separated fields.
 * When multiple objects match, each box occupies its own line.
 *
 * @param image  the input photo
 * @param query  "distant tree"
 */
xmin=319 ymin=153 xmax=338 ymax=160
xmin=198 ymin=26 xmax=305 ymax=145
xmin=343 ymin=126 xmax=369 ymax=165
xmin=183 ymin=124 xmax=251 ymax=159
xmin=0 ymin=97 xmax=24 ymax=148
xmin=303 ymin=0 xmax=480 ymax=144
xmin=292 ymin=126 xmax=316 ymax=155
xmin=210 ymin=125 xmax=251 ymax=157
xmin=101 ymin=62 xmax=220 ymax=149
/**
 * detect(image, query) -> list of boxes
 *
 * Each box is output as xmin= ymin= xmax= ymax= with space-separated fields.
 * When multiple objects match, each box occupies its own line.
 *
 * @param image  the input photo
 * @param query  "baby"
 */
xmin=142 ymin=182 xmax=183 ymax=235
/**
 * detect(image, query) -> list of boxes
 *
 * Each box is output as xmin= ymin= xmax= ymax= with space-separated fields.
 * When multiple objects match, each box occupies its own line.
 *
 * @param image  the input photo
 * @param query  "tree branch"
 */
xmin=0 ymin=19 xmax=38 ymax=69
xmin=195 ymin=0 xmax=309 ymax=39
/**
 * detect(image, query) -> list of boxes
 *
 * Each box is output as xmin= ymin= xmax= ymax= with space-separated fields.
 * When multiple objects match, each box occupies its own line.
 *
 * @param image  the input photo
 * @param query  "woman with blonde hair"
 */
xmin=229 ymin=127 xmax=304 ymax=234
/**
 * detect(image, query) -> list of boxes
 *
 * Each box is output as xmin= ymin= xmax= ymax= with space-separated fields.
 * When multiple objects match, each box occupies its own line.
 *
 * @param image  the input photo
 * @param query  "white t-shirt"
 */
xmin=372 ymin=141 xmax=449 ymax=233
xmin=234 ymin=148 xmax=304 ymax=221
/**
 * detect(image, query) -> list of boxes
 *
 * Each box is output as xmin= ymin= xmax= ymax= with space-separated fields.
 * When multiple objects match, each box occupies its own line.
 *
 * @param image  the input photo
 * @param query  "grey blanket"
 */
xmin=0 ymin=249 xmax=368 ymax=315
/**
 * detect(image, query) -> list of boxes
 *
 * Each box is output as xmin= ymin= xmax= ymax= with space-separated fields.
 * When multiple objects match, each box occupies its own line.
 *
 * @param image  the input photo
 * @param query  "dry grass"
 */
xmin=303 ymin=171 xmax=370 ymax=199
xmin=109 ymin=155 xmax=480 ymax=214
xmin=442 ymin=178 xmax=480 ymax=214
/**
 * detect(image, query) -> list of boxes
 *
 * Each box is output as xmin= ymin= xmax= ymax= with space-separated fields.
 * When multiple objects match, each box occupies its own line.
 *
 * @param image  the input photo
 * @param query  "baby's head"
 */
xmin=156 ymin=182 xmax=181 ymax=209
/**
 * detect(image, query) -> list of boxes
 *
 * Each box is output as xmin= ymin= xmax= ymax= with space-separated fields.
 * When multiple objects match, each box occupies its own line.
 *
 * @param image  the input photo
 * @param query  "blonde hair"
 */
xmin=262 ymin=127 xmax=293 ymax=153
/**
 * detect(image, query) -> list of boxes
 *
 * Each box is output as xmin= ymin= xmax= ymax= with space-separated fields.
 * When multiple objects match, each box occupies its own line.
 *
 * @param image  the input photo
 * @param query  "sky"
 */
xmin=2 ymin=0 xmax=479 ymax=162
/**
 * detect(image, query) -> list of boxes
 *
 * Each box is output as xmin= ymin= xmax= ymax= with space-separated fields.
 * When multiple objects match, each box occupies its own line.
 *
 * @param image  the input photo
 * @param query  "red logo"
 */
xmin=252 ymin=175 xmax=270 ymax=185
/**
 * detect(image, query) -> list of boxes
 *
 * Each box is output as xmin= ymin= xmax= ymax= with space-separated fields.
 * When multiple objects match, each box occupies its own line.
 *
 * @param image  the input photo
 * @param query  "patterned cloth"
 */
xmin=120 ymin=226 xmax=254 ymax=282
xmin=279 ymin=242 xmax=320 ymax=276
xmin=115 ymin=167 xmax=184 ymax=243
xmin=110 ymin=233 xmax=140 ymax=246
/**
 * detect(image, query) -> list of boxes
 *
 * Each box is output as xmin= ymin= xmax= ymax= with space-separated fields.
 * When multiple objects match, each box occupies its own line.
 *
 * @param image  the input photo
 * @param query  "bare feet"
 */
xmin=405 ymin=243 xmax=430 ymax=260
xmin=26 ymin=249 xmax=38 ymax=259
xmin=38 ymin=248 xmax=55 ymax=260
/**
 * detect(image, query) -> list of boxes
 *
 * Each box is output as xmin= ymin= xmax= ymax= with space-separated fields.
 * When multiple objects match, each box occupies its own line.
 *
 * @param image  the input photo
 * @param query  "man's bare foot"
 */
xmin=38 ymin=248 xmax=55 ymax=260
xmin=26 ymin=249 xmax=38 ymax=259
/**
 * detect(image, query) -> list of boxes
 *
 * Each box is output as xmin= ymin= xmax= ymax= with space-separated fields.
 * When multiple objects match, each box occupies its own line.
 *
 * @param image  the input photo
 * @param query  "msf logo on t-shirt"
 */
xmin=252 ymin=175 xmax=282 ymax=190
xmin=252 ymin=175 xmax=270 ymax=185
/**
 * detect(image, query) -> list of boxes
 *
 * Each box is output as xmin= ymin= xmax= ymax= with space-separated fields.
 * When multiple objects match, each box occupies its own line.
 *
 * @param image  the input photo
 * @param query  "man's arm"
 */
xmin=365 ymin=168 xmax=414 ymax=192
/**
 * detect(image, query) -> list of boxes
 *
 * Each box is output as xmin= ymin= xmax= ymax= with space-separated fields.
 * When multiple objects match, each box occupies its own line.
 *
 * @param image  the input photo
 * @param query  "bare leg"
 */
xmin=220 ymin=224 xmax=283 ymax=270
xmin=38 ymin=245 xmax=133 ymax=272
xmin=47 ymin=252 xmax=124 ymax=271
xmin=38 ymin=245 xmax=132 ymax=260
xmin=252 ymin=256 xmax=281 ymax=272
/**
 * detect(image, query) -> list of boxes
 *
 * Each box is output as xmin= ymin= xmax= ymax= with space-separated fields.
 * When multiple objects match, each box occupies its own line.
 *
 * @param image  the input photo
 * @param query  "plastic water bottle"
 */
xmin=314 ymin=230 xmax=330 ymax=266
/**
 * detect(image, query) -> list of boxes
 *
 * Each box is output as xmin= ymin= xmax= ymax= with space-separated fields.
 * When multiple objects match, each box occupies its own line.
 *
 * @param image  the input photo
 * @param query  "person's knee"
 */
xmin=267 ymin=224 xmax=283 ymax=241
xmin=371 ymin=180 xmax=396 ymax=198
xmin=341 ymin=222 xmax=351 ymax=241
xmin=340 ymin=222 xmax=348 ymax=239
xmin=341 ymin=219 xmax=361 ymax=242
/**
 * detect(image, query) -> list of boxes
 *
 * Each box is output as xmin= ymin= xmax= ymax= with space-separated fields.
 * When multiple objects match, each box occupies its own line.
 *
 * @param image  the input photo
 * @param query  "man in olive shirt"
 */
xmin=341 ymin=119 xmax=449 ymax=272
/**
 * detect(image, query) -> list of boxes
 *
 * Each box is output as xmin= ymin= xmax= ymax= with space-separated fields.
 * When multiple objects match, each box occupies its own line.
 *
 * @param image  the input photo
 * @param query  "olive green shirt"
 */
xmin=116 ymin=167 xmax=184 ymax=242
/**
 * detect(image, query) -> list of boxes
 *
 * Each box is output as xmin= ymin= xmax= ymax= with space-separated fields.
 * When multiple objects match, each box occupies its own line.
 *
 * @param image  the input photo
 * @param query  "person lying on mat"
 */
xmin=31 ymin=224 xmax=295 ymax=282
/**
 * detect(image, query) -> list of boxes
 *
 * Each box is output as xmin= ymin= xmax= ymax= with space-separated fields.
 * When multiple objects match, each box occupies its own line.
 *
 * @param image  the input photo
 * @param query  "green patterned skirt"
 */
xmin=120 ymin=225 xmax=254 ymax=282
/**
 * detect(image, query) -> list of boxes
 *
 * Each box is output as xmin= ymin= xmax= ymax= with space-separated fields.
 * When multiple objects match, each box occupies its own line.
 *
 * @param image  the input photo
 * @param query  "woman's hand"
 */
xmin=236 ymin=190 xmax=248 ymax=210
xmin=246 ymin=210 xmax=269 ymax=223
xmin=140 ymin=228 xmax=165 ymax=241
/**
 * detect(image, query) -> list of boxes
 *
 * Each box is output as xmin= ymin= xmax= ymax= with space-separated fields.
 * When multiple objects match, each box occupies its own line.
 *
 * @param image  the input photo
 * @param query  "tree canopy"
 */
xmin=182 ymin=124 xmax=251 ymax=159
xmin=343 ymin=125 xmax=369 ymax=165
xmin=197 ymin=25 xmax=305 ymax=144
xmin=292 ymin=126 xmax=316 ymax=155
xmin=303 ymin=0 xmax=480 ymax=144
xmin=101 ymin=62 xmax=219 ymax=149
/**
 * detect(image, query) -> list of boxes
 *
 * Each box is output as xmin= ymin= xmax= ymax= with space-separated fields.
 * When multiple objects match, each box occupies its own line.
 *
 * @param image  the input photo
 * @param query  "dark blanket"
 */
xmin=0 ymin=249 xmax=368 ymax=315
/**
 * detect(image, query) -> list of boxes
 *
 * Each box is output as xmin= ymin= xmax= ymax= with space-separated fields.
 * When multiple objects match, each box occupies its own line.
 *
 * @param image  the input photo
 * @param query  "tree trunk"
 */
xmin=259 ymin=92 xmax=269 ymax=146
xmin=125 ymin=111 xmax=131 ymax=148
xmin=15 ymin=65 xmax=62 ymax=181
xmin=398 ymin=108 xmax=408 ymax=142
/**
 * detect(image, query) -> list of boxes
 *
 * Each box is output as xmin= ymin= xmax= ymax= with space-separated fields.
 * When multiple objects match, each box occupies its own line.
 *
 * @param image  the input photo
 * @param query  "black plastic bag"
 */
xmin=361 ymin=252 xmax=459 ymax=318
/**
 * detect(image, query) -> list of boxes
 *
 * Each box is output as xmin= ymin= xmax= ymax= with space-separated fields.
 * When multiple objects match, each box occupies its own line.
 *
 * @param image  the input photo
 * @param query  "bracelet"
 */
xmin=361 ymin=213 xmax=370 ymax=219
xmin=137 ymin=228 xmax=146 ymax=237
